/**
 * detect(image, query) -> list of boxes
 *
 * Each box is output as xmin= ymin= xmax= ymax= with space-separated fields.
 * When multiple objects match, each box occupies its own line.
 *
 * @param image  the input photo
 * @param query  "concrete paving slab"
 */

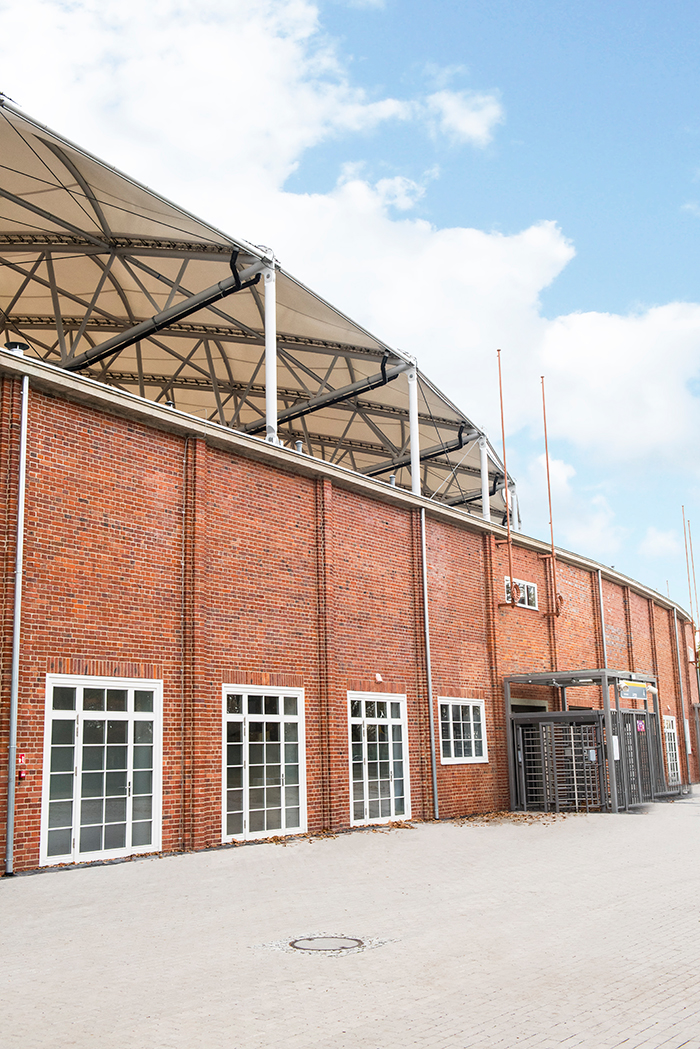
xmin=2 ymin=796 xmax=700 ymax=1049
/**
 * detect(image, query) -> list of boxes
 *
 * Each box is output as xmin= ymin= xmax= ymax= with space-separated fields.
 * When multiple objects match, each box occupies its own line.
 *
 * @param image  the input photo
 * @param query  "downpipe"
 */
xmin=5 ymin=373 xmax=29 ymax=875
xmin=420 ymin=508 xmax=439 ymax=819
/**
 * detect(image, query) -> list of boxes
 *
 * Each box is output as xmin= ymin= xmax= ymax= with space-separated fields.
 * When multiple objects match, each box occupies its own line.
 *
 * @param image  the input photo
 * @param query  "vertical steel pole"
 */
xmin=420 ymin=509 xmax=439 ymax=818
xmin=263 ymin=264 xmax=278 ymax=445
xmin=504 ymin=679 xmax=517 ymax=809
xmin=408 ymin=367 xmax=421 ymax=496
xmin=6 ymin=373 xmax=29 ymax=875
xmin=614 ymin=681 xmax=630 ymax=810
xmin=479 ymin=436 xmax=491 ymax=522
xmin=602 ymin=672 xmax=618 ymax=813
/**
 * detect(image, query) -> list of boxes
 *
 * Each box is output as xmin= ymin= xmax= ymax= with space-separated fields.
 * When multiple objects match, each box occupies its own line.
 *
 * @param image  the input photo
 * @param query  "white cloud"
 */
xmin=425 ymin=90 xmax=504 ymax=147
xmin=638 ymin=527 xmax=682 ymax=559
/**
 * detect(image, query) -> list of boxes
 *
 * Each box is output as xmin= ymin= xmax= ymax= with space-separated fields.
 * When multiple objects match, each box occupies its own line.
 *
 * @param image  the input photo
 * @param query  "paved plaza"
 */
xmin=2 ymin=796 xmax=700 ymax=1049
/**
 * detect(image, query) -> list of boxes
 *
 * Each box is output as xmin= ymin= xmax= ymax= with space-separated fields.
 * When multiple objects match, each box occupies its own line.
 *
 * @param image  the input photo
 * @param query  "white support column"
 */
xmin=408 ymin=366 xmax=421 ymax=496
xmin=479 ymin=436 xmax=491 ymax=522
xmin=264 ymin=264 xmax=278 ymax=445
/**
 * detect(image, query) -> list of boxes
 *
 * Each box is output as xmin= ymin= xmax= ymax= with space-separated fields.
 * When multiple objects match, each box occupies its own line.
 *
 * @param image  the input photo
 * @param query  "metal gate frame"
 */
xmin=504 ymin=668 xmax=677 ymax=814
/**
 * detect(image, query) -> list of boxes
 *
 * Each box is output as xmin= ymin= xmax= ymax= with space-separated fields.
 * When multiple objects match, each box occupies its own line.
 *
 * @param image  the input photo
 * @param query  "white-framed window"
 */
xmin=222 ymin=686 xmax=306 ymax=841
xmin=348 ymin=692 xmax=411 ymax=826
xmin=40 ymin=675 xmax=162 ymax=867
xmin=505 ymin=576 xmax=538 ymax=609
xmin=439 ymin=699 xmax=488 ymax=764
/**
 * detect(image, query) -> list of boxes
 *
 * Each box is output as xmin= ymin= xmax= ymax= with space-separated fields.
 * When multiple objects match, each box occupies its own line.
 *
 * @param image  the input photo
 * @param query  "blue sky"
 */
xmin=2 ymin=0 xmax=700 ymax=613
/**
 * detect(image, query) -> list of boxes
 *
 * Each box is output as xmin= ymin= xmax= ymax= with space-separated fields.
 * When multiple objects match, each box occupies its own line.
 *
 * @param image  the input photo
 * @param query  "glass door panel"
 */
xmin=348 ymin=694 xmax=409 ymax=825
xmin=42 ymin=678 xmax=161 ymax=866
xmin=223 ymin=688 xmax=305 ymax=841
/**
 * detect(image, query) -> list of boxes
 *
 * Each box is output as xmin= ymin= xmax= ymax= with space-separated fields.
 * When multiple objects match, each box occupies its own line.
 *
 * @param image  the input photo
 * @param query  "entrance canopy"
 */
xmin=0 ymin=101 xmax=510 ymax=516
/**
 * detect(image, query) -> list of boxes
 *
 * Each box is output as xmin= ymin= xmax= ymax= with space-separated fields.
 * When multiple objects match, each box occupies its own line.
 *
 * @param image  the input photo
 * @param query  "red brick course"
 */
xmin=1 ymin=375 xmax=697 ymax=871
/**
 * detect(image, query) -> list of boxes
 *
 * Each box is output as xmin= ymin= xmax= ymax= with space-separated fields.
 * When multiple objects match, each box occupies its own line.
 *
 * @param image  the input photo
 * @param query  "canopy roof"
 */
xmin=0 ymin=101 xmax=510 ymax=515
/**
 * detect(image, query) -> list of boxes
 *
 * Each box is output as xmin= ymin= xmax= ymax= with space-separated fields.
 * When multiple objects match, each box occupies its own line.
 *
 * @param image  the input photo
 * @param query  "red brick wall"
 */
xmin=1 ymin=380 xmax=697 ymax=871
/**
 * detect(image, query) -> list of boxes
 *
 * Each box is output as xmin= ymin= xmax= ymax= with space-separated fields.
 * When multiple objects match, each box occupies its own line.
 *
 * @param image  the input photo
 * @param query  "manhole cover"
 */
xmin=290 ymin=936 xmax=363 ymax=951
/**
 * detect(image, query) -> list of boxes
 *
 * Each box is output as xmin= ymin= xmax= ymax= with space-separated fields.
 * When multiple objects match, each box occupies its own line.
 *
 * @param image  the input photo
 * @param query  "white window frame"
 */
xmin=664 ymin=714 xmax=681 ymax=787
xmin=505 ymin=576 xmax=538 ymax=609
xmin=439 ymin=698 xmax=489 ymax=765
xmin=221 ymin=685 xmax=307 ymax=842
xmin=40 ymin=674 xmax=163 ymax=868
xmin=347 ymin=691 xmax=411 ymax=827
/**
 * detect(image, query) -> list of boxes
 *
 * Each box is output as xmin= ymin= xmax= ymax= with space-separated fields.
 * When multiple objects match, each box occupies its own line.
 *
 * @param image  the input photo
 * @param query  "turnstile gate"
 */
xmin=511 ymin=709 xmax=668 ymax=813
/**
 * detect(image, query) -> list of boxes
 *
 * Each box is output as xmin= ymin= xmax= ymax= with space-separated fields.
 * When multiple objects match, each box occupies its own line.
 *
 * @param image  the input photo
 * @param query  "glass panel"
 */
xmin=264 ymin=696 xmax=279 ymax=715
xmin=104 ymin=823 xmax=126 ymax=849
xmin=81 ymin=799 xmax=103 ymax=824
xmin=132 ymin=822 xmax=152 ymax=847
xmin=283 ymin=696 xmax=297 ymax=716
xmin=49 ymin=800 xmax=72 ymax=828
xmin=249 ymin=810 xmax=265 ymax=832
xmin=107 ymin=721 xmax=127 ymax=744
xmin=80 ymin=825 xmax=102 ymax=852
xmin=352 ymin=781 xmax=364 ymax=800
xmin=267 ymin=809 xmax=281 ymax=830
xmin=227 ymin=744 xmax=243 ymax=765
xmin=226 ymin=694 xmax=242 ymax=715
xmin=377 ymin=702 xmax=387 ymax=719
xmin=378 ymin=725 xmax=389 ymax=743
xmin=249 ymin=787 xmax=265 ymax=809
xmin=105 ymin=772 xmax=127 ymax=796
xmin=474 ymin=740 xmax=483 ymax=757
xmin=81 ymin=773 xmax=103 ymax=798
xmin=390 ymin=702 xmax=400 ymax=719
xmin=227 ymin=722 xmax=242 ymax=743
xmin=81 ymin=746 xmax=104 ymax=771
xmin=393 ymin=761 xmax=403 ymax=779
xmin=106 ymin=690 xmax=127 ymax=711
xmin=442 ymin=741 xmax=451 ymax=757
xmin=440 ymin=704 xmax=449 ymax=721
xmin=265 ymin=723 xmax=280 ymax=743
xmin=107 ymin=746 xmax=128 ymax=770
xmin=52 ymin=687 xmax=75 ymax=711
xmin=47 ymin=828 xmax=72 ymax=856
xmin=392 ymin=725 xmax=402 ymax=741
xmin=132 ymin=797 xmax=152 ymax=821
xmin=133 ymin=746 xmax=152 ymax=769
xmin=369 ymin=801 xmax=380 ymax=818
xmin=350 ymin=699 xmax=362 ymax=718
xmin=353 ymin=802 xmax=364 ymax=820
xmin=249 ymin=765 xmax=264 ymax=786
xmin=84 ymin=688 xmax=105 ymax=711
xmin=248 ymin=695 xmax=263 ymax=715
xmin=83 ymin=720 xmax=104 ymax=745
xmin=227 ymin=789 xmax=243 ymax=812
xmin=284 ymin=744 xmax=298 ymax=764
xmin=380 ymin=799 xmax=391 ymax=817
xmin=285 ymin=808 xmax=300 ymax=828
xmin=50 ymin=747 xmax=74 ymax=772
xmin=135 ymin=690 xmax=154 ymax=712
xmin=249 ymin=743 xmax=264 ymax=765
xmin=365 ymin=701 xmax=376 ymax=718
xmin=285 ymin=764 xmax=299 ymax=785
xmin=284 ymin=723 xmax=298 ymax=742
xmin=266 ymin=787 xmax=281 ymax=808
xmin=395 ymin=797 xmax=405 ymax=816
xmin=454 ymin=740 xmax=463 ymax=758
xmin=227 ymin=812 xmax=243 ymax=835
xmin=379 ymin=743 xmax=389 ymax=761
xmin=352 ymin=743 xmax=363 ymax=762
xmin=367 ymin=743 xmax=378 ymax=762
xmin=367 ymin=724 xmax=377 ymax=742
xmin=351 ymin=724 xmax=362 ymax=743
xmin=368 ymin=781 xmax=379 ymax=800
xmin=226 ymin=766 xmax=242 ymax=789
xmin=51 ymin=720 xmax=74 ymax=745
xmin=368 ymin=762 xmax=378 ymax=780
xmin=105 ymin=798 xmax=127 ymax=823
xmin=266 ymin=765 xmax=281 ymax=785
xmin=133 ymin=770 xmax=152 ymax=795
xmin=352 ymin=762 xmax=363 ymax=781
xmin=249 ymin=723 xmax=264 ymax=743
xmin=393 ymin=742 xmax=403 ymax=759
xmin=134 ymin=721 xmax=153 ymax=744
xmin=285 ymin=785 xmax=300 ymax=806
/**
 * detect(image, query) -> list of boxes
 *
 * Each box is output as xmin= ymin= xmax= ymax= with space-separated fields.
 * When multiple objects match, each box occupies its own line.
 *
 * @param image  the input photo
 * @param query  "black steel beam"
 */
xmin=64 ymin=252 xmax=264 ymax=372
xmin=361 ymin=422 xmax=480 ymax=477
xmin=241 ymin=353 xmax=409 ymax=434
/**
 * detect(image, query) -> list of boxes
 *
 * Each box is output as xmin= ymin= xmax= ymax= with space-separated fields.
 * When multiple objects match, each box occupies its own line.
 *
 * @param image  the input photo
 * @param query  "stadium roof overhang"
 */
xmin=0 ymin=101 xmax=512 ymax=518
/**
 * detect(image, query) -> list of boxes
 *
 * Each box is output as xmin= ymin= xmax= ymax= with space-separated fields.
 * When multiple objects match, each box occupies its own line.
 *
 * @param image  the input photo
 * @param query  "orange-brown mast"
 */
xmin=497 ymin=349 xmax=516 ymax=606
xmin=541 ymin=376 xmax=561 ymax=615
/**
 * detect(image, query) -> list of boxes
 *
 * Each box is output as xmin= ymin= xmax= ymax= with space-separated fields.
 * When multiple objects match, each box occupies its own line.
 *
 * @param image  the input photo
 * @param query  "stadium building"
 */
xmin=1 ymin=103 xmax=697 ymax=873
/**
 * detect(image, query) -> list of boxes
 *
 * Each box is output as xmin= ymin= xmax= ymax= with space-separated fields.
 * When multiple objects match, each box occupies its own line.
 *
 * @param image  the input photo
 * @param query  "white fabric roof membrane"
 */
xmin=0 ymin=102 xmax=510 ymax=517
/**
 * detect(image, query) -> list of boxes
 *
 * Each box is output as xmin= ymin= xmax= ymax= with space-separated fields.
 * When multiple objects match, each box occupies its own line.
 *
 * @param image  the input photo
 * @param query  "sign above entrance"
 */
xmin=619 ymin=681 xmax=648 ymax=701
